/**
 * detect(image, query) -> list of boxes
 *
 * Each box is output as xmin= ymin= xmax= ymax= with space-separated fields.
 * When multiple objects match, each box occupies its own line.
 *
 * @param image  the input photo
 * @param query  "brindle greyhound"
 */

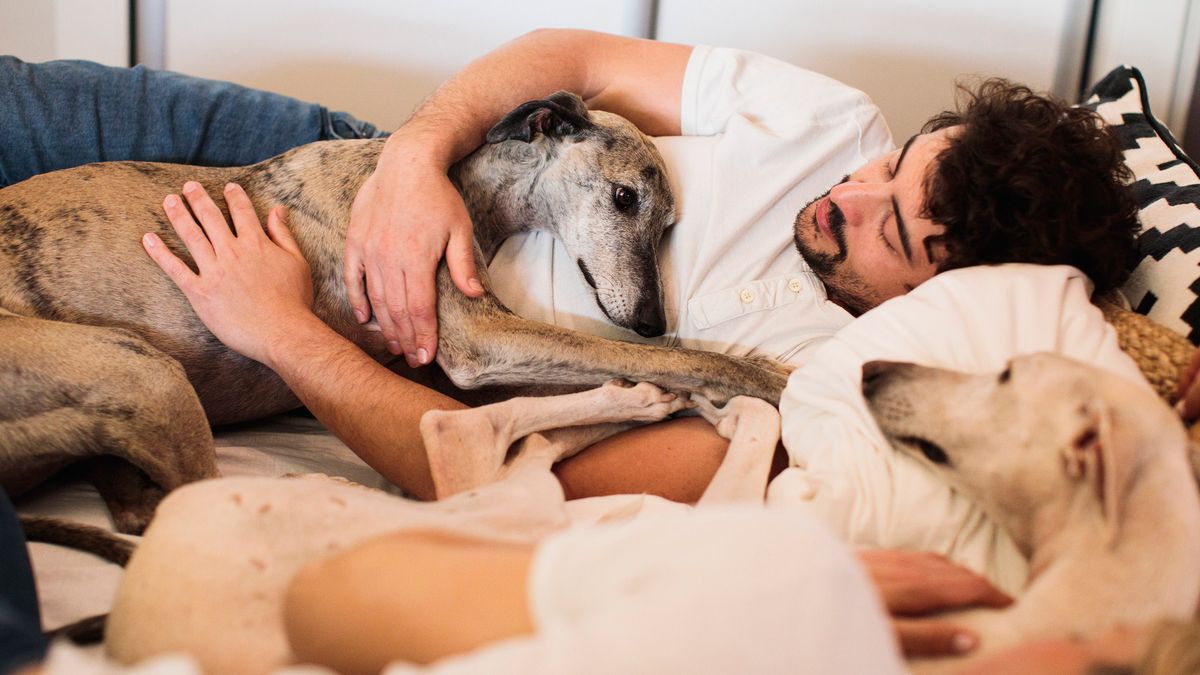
xmin=0 ymin=92 xmax=787 ymax=532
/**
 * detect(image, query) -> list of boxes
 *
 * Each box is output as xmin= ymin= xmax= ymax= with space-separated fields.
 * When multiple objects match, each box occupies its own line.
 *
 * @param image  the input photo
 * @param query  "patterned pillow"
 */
xmin=1082 ymin=66 xmax=1200 ymax=343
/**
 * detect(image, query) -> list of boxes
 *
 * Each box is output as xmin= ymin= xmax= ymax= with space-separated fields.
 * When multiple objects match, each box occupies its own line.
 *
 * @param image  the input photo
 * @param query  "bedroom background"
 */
xmin=1 ymin=0 xmax=1199 ymax=145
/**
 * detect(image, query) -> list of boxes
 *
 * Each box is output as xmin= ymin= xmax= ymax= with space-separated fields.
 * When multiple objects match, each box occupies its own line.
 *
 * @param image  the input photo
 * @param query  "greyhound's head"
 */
xmin=467 ymin=91 xmax=675 ymax=337
xmin=860 ymin=353 xmax=1182 ymax=555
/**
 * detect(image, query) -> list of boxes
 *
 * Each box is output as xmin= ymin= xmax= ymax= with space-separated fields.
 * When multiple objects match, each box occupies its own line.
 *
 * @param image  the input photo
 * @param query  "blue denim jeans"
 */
xmin=0 ymin=55 xmax=386 ymax=188
xmin=0 ymin=490 xmax=44 ymax=675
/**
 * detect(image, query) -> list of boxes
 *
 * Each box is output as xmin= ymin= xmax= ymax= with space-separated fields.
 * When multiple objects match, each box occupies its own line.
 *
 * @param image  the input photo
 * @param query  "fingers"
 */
xmin=446 ymin=226 xmax=484 ymax=297
xmin=858 ymin=549 xmax=1012 ymax=616
xmin=265 ymin=206 xmax=302 ymax=257
xmin=364 ymin=264 xmax=408 ymax=360
xmin=894 ymin=619 xmax=979 ymax=658
xmin=141 ymin=232 xmax=198 ymax=292
xmin=222 ymin=182 xmax=267 ymax=242
xmin=364 ymin=255 xmax=438 ymax=367
xmin=403 ymin=261 xmax=439 ymax=366
xmin=343 ymin=246 xmax=371 ymax=324
xmin=161 ymin=192 xmax=217 ymax=269
xmin=180 ymin=181 xmax=237 ymax=251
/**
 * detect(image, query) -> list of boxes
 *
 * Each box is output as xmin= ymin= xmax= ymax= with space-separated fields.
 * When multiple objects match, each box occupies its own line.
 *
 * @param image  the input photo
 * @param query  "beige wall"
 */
xmin=655 ymin=0 xmax=1090 ymax=141
xmin=0 ymin=0 xmax=128 ymax=65
xmin=162 ymin=0 xmax=654 ymax=130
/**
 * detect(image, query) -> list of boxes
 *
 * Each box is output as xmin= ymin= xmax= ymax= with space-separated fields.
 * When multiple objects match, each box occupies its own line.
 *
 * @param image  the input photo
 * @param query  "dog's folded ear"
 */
xmin=486 ymin=91 xmax=593 ymax=144
xmin=1068 ymin=397 xmax=1139 ymax=547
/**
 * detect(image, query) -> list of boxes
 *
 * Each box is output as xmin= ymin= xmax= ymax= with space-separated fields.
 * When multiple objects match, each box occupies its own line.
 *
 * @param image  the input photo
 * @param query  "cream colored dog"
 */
xmin=862 ymin=352 xmax=1200 ymax=671
xmin=105 ymin=382 xmax=780 ymax=674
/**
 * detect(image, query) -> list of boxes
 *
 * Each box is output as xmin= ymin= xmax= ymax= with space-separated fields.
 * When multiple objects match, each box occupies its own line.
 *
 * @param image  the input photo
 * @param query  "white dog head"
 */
xmin=860 ymin=352 xmax=1184 ymax=555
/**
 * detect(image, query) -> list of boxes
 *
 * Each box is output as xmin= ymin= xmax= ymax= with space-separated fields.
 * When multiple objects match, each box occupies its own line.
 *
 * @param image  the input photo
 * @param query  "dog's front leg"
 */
xmin=437 ymin=300 xmax=790 ymax=406
xmin=422 ymin=380 xmax=691 ymax=498
xmin=693 ymin=396 xmax=781 ymax=506
xmin=499 ymin=421 xmax=634 ymax=481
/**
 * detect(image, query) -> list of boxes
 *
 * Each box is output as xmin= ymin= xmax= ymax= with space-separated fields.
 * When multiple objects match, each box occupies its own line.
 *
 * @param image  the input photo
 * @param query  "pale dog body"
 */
xmin=107 ymin=382 xmax=782 ymax=674
xmin=0 ymin=92 xmax=788 ymax=529
xmin=863 ymin=353 xmax=1200 ymax=670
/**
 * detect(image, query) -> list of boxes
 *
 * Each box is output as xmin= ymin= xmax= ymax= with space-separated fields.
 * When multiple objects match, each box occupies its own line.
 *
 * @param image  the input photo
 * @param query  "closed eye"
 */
xmin=878 ymin=220 xmax=896 ymax=253
xmin=896 ymin=435 xmax=951 ymax=466
xmin=998 ymin=366 xmax=1012 ymax=384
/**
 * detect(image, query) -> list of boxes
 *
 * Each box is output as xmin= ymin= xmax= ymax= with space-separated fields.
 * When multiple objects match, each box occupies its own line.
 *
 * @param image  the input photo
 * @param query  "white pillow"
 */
xmin=768 ymin=263 xmax=1147 ymax=593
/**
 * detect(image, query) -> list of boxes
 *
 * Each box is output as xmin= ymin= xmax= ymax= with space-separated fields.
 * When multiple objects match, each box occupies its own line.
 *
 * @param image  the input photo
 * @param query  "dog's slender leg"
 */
xmin=501 ymin=422 xmax=635 ymax=479
xmin=422 ymin=380 xmax=690 ymax=498
xmin=435 ymin=262 xmax=792 ymax=406
xmin=692 ymin=396 xmax=781 ymax=506
xmin=0 ymin=314 xmax=217 ymax=533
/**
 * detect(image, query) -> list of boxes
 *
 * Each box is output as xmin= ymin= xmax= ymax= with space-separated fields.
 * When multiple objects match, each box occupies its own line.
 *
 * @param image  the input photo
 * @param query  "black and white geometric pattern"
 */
xmin=1083 ymin=66 xmax=1200 ymax=344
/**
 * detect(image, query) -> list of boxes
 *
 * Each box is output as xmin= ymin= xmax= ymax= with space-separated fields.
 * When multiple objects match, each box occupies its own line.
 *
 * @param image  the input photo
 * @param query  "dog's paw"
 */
xmin=601 ymin=380 xmax=693 ymax=421
xmin=693 ymin=395 xmax=779 ymax=440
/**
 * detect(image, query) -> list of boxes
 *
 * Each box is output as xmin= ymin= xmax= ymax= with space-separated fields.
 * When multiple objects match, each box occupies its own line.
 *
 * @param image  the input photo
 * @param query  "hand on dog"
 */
xmin=344 ymin=137 xmax=485 ymax=368
xmin=143 ymin=181 xmax=315 ymax=366
xmin=1175 ymin=348 xmax=1200 ymax=422
xmin=857 ymin=549 xmax=1013 ymax=658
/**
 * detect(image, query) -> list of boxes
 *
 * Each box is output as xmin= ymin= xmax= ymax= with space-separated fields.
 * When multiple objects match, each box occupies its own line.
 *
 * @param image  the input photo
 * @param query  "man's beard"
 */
xmin=792 ymin=187 xmax=847 ymax=279
xmin=792 ymin=179 xmax=875 ymax=316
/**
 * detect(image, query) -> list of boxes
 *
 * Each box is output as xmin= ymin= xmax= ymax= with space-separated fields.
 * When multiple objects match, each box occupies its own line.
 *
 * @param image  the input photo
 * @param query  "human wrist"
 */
xmin=380 ymin=116 xmax=477 ymax=173
xmin=260 ymin=311 xmax=334 ymax=372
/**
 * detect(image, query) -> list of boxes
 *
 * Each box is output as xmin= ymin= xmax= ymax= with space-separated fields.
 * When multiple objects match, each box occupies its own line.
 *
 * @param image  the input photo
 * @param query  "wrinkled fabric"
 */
xmin=771 ymin=264 xmax=1147 ymax=593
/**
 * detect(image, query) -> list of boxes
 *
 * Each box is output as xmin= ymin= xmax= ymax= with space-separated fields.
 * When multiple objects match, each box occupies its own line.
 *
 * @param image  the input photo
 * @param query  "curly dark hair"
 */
xmin=921 ymin=79 xmax=1140 ymax=293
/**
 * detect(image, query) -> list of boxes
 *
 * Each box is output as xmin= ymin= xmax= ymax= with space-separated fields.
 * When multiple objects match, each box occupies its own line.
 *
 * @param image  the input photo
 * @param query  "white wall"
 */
xmin=656 ymin=0 xmax=1089 ymax=141
xmin=162 ymin=0 xmax=654 ymax=130
xmin=0 ymin=0 xmax=128 ymax=65
xmin=4 ymin=0 xmax=1198 ymax=142
xmin=1089 ymin=0 xmax=1199 ymax=137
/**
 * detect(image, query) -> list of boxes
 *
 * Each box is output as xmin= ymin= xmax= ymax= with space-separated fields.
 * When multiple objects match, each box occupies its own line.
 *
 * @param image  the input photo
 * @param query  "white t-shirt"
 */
xmin=386 ymin=507 xmax=905 ymax=675
xmin=487 ymin=45 xmax=894 ymax=366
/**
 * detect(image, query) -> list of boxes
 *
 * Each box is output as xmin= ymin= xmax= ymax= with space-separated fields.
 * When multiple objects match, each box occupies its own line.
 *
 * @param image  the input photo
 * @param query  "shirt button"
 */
xmin=739 ymin=288 xmax=755 ymax=303
xmin=787 ymin=278 xmax=803 ymax=293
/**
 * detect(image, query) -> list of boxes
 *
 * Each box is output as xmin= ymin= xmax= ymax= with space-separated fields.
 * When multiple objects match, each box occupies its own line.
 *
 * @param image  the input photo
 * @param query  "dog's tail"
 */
xmin=46 ymin=613 xmax=108 ymax=644
xmin=19 ymin=514 xmax=135 ymax=566
xmin=19 ymin=515 xmax=135 ymax=645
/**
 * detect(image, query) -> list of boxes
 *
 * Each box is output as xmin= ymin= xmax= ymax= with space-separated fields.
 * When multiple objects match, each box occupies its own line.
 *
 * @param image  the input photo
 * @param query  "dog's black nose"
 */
xmin=634 ymin=319 xmax=666 ymax=338
xmin=633 ymin=302 xmax=666 ymax=337
xmin=861 ymin=360 xmax=902 ymax=397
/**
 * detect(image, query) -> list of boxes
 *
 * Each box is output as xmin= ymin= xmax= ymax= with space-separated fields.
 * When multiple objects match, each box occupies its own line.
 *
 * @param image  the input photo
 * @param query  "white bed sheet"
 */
xmin=20 ymin=412 xmax=391 ymax=636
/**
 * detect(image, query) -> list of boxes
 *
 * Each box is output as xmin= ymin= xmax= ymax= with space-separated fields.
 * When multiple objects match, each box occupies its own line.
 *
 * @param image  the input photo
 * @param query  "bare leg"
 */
xmin=553 ymin=417 xmax=732 ymax=502
xmin=693 ymin=396 xmax=781 ymax=506
xmin=422 ymin=380 xmax=691 ymax=498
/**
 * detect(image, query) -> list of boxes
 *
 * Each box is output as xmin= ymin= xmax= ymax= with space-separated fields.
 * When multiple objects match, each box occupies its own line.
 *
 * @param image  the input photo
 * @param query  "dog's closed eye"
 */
xmin=896 ymin=435 xmax=951 ymax=466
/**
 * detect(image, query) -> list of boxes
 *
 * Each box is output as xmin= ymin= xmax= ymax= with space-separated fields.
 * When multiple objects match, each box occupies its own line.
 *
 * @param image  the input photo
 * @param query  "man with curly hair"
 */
xmin=1 ymin=28 xmax=1146 ymax=666
xmin=793 ymin=79 xmax=1138 ymax=315
xmin=108 ymin=29 xmax=1141 ymax=505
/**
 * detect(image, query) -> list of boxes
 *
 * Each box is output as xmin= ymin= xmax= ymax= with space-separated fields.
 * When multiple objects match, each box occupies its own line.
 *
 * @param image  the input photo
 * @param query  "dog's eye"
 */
xmin=612 ymin=185 xmax=638 ymax=212
xmin=897 ymin=435 xmax=951 ymax=466
xmin=998 ymin=366 xmax=1012 ymax=384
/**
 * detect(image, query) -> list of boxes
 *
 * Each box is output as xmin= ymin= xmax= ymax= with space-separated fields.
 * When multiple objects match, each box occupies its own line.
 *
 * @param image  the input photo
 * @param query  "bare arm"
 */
xmin=146 ymin=182 xmax=740 ymax=502
xmin=554 ymin=417 xmax=730 ymax=501
xmin=346 ymin=29 xmax=693 ymax=366
xmin=144 ymin=182 xmax=462 ymax=500
xmin=283 ymin=530 xmax=535 ymax=674
xmin=282 ymin=518 xmax=1010 ymax=671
